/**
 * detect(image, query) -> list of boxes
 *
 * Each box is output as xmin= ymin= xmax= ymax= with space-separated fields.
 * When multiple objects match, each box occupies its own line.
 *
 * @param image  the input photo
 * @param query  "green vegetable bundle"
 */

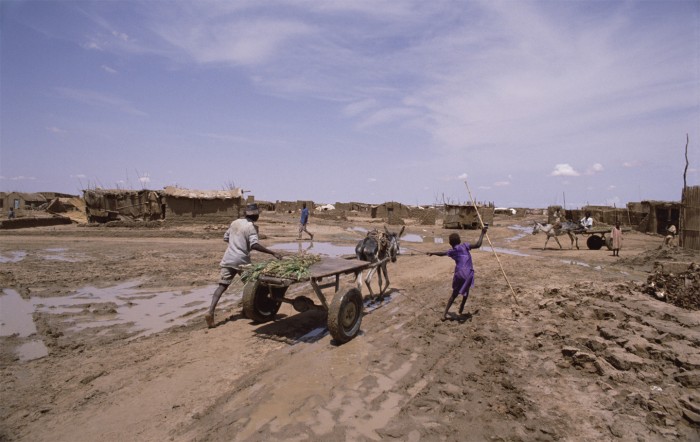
xmin=240 ymin=254 xmax=321 ymax=283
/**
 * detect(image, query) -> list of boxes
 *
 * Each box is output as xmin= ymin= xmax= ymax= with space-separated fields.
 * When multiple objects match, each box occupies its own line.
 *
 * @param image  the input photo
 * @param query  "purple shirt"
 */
xmin=446 ymin=242 xmax=475 ymax=294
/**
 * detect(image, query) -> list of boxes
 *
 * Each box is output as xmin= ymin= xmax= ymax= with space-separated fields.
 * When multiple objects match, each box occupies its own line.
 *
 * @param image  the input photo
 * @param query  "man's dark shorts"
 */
xmin=219 ymin=267 xmax=239 ymax=285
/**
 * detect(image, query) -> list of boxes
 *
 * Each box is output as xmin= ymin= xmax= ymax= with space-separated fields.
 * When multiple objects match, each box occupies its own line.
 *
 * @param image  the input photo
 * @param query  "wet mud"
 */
xmin=1 ymin=213 xmax=699 ymax=441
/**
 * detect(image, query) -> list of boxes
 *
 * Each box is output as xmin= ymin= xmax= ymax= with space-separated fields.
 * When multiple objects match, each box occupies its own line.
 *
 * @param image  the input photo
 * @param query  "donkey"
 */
xmin=532 ymin=221 xmax=580 ymax=250
xmin=355 ymin=225 xmax=405 ymax=299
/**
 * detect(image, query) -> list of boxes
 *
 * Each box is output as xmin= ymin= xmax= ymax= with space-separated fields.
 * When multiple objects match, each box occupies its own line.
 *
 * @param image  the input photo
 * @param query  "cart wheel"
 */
xmin=586 ymin=235 xmax=604 ymax=250
xmin=604 ymin=236 xmax=613 ymax=251
xmin=242 ymin=279 xmax=285 ymax=323
xmin=328 ymin=287 xmax=363 ymax=344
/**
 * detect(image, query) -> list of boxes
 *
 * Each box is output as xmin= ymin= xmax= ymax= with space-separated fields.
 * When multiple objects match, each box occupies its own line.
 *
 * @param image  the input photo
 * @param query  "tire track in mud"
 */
xmin=174 ymin=255 xmax=532 ymax=441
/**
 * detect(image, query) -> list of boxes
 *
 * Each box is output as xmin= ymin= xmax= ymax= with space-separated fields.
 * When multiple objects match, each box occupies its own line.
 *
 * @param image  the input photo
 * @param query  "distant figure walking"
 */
xmin=428 ymin=226 xmax=487 ymax=321
xmin=8 ymin=207 xmax=15 ymax=219
xmin=611 ymin=221 xmax=623 ymax=257
xmin=298 ymin=202 xmax=314 ymax=240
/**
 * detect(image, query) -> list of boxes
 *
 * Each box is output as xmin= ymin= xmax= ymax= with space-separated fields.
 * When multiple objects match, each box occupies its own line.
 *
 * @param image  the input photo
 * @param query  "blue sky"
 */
xmin=1 ymin=0 xmax=698 ymax=208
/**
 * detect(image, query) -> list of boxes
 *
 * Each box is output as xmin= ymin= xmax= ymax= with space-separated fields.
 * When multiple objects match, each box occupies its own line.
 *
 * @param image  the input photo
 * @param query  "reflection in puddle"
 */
xmin=1 ymin=281 xmax=225 ymax=361
xmin=0 ymin=251 xmax=27 ymax=263
xmin=271 ymin=242 xmax=356 ymax=257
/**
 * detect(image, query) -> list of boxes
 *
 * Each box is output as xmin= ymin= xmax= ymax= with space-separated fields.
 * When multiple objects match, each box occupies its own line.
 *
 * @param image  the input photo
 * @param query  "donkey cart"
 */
xmin=241 ymin=257 xmax=372 ymax=344
xmin=579 ymin=227 xmax=631 ymax=250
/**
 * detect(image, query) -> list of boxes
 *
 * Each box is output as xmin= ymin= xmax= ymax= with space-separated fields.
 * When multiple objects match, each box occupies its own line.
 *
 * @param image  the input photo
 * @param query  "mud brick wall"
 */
xmin=0 ymin=216 xmax=73 ymax=229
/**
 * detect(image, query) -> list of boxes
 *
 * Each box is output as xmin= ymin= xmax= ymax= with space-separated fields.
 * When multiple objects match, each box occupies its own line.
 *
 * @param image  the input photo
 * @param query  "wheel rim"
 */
xmin=341 ymin=302 xmax=358 ymax=329
xmin=256 ymin=289 xmax=278 ymax=315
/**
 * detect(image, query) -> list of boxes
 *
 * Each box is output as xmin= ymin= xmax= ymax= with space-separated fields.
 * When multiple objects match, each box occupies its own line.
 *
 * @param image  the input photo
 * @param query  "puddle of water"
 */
xmin=1 ymin=281 xmax=230 ymax=361
xmin=294 ymin=292 xmax=394 ymax=344
xmin=0 ymin=251 xmax=27 ymax=263
xmin=401 ymin=234 xmax=423 ymax=243
xmin=561 ymin=259 xmax=599 ymax=269
xmin=0 ymin=290 xmax=50 ymax=361
xmin=16 ymin=340 xmax=49 ymax=361
xmin=347 ymin=227 xmax=368 ymax=234
xmin=477 ymin=246 xmax=530 ymax=257
xmin=41 ymin=247 xmax=88 ymax=262
xmin=506 ymin=225 xmax=532 ymax=242
xmin=0 ymin=290 xmax=38 ymax=337
xmin=296 ymin=326 xmax=328 ymax=343
xmin=400 ymin=234 xmax=443 ymax=244
xmin=271 ymin=242 xmax=356 ymax=257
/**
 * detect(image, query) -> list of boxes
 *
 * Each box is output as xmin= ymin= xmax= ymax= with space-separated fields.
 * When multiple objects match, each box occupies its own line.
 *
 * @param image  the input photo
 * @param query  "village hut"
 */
xmin=161 ymin=186 xmax=244 ymax=223
xmin=371 ymin=201 xmax=409 ymax=225
xmin=408 ymin=205 xmax=438 ymax=226
xmin=443 ymin=203 xmax=494 ymax=229
xmin=681 ymin=186 xmax=699 ymax=250
xmin=3 ymin=192 xmax=48 ymax=214
xmin=630 ymin=200 xmax=681 ymax=235
xmin=83 ymin=189 xmax=163 ymax=223
xmin=334 ymin=202 xmax=372 ymax=214
xmin=275 ymin=200 xmax=314 ymax=214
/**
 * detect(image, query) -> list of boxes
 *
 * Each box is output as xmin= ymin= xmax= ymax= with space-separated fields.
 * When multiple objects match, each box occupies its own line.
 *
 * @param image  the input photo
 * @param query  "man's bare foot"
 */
xmin=205 ymin=314 xmax=215 ymax=328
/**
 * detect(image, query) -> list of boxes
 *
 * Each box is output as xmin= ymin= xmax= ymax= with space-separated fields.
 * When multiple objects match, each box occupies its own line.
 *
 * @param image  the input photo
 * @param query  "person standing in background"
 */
xmin=298 ymin=202 xmax=314 ymax=240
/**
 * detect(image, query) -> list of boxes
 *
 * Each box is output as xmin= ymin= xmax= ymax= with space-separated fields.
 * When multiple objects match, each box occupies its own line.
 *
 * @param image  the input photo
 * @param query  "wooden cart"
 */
xmin=241 ymin=257 xmax=372 ymax=344
xmin=578 ymin=227 xmax=631 ymax=250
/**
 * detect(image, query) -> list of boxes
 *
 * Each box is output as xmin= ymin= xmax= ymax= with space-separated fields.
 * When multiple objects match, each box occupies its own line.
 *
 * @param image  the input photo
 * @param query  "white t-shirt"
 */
xmin=220 ymin=218 xmax=259 ymax=269
xmin=581 ymin=216 xmax=593 ymax=229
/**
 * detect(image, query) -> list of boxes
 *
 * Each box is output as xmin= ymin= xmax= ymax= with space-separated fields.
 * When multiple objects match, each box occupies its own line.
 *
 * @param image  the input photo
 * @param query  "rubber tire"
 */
xmin=328 ymin=287 xmax=363 ymax=344
xmin=586 ymin=235 xmax=604 ymax=250
xmin=242 ymin=279 xmax=284 ymax=323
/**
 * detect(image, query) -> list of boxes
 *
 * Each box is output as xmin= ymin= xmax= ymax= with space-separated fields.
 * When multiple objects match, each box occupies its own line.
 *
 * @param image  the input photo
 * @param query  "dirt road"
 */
xmin=1 ymin=213 xmax=699 ymax=441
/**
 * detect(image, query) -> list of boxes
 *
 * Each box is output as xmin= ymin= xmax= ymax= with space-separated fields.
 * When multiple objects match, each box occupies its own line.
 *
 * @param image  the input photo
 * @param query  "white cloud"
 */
xmin=71 ymin=174 xmax=87 ymax=179
xmin=494 ymin=181 xmax=510 ymax=187
xmin=586 ymin=163 xmax=604 ymax=175
xmin=82 ymin=41 xmax=103 ymax=51
xmin=46 ymin=126 xmax=67 ymax=134
xmin=156 ymin=18 xmax=313 ymax=66
xmin=457 ymin=173 xmax=468 ymax=180
xmin=623 ymin=160 xmax=642 ymax=168
xmin=1 ymin=175 xmax=37 ymax=181
xmin=101 ymin=65 xmax=117 ymax=74
xmin=551 ymin=164 xmax=580 ymax=177
xmin=367 ymin=178 xmax=377 ymax=182
xmin=138 ymin=173 xmax=151 ymax=184
xmin=343 ymin=99 xmax=378 ymax=117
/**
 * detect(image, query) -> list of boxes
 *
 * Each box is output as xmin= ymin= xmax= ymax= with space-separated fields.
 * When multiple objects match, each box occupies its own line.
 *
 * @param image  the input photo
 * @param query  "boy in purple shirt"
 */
xmin=429 ymin=226 xmax=487 ymax=321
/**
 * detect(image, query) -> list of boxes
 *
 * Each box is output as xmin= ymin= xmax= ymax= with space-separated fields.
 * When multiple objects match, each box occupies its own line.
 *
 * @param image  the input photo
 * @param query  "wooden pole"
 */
xmin=463 ymin=180 xmax=519 ymax=306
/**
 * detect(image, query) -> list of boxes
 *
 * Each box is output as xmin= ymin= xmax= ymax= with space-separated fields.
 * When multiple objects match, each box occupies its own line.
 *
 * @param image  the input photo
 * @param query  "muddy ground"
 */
xmin=1 ymin=212 xmax=699 ymax=441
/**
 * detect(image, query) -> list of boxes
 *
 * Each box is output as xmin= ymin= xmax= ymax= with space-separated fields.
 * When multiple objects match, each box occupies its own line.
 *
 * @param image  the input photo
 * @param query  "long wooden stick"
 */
xmin=464 ymin=180 xmax=519 ymax=305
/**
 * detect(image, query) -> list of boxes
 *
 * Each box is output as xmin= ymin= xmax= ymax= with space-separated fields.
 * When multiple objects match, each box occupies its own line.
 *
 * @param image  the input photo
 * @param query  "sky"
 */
xmin=1 ymin=0 xmax=699 ymax=208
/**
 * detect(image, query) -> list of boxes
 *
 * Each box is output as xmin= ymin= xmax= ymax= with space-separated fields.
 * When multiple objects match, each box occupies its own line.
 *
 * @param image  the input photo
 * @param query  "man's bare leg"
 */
xmin=206 ymin=283 xmax=229 ymax=328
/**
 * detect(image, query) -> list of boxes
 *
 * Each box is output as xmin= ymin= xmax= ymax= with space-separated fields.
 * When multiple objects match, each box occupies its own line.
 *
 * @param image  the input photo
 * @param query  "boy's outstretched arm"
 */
xmin=469 ymin=226 xmax=488 ymax=249
xmin=427 ymin=250 xmax=448 ymax=257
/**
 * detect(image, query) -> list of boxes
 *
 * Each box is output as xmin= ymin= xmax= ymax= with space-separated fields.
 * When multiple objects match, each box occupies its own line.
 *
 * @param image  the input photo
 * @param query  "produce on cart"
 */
xmin=239 ymin=254 xmax=374 ymax=344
